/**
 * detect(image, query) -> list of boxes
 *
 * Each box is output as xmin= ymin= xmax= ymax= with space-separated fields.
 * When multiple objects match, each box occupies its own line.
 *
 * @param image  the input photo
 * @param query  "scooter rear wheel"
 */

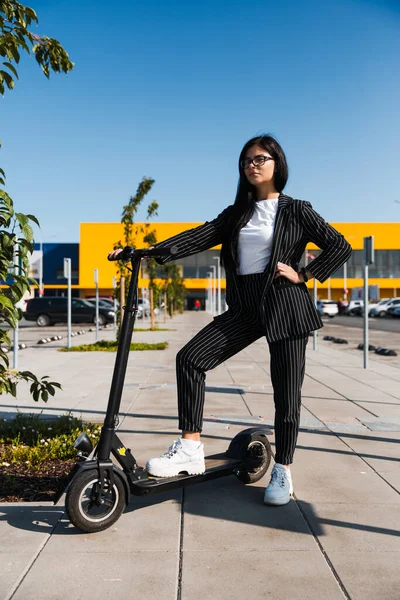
xmin=234 ymin=436 xmax=272 ymax=484
xmin=66 ymin=468 xmax=126 ymax=533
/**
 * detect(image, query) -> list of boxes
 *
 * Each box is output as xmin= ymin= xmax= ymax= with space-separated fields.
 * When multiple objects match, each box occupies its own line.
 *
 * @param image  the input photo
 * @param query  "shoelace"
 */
xmin=270 ymin=468 xmax=288 ymax=489
xmin=162 ymin=440 xmax=181 ymax=459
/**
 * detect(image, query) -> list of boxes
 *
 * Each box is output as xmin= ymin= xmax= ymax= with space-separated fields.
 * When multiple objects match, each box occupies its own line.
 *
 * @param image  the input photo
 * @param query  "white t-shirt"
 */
xmin=238 ymin=199 xmax=279 ymax=275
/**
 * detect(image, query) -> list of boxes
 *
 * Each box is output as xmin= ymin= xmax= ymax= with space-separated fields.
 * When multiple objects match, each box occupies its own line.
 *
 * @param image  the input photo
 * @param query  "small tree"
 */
xmin=161 ymin=263 xmax=187 ymax=317
xmin=0 ymin=1 xmax=73 ymax=400
xmin=114 ymin=177 xmax=158 ymax=328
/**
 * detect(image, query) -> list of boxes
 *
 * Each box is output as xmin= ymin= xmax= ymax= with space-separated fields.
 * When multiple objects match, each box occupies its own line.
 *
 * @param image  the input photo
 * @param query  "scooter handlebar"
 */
xmin=107 ymin=245 xmax=178 ymax=262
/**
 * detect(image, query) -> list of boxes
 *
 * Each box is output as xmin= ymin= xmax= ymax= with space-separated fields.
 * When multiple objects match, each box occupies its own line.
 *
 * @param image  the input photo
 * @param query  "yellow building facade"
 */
xmin=78 ymin=221 xmax=400 ymax=301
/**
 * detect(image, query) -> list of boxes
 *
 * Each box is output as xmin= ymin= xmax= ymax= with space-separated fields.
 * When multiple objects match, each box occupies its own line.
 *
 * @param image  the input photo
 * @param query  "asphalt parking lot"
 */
xmin=3 ymin=314 xmax=400 ymax=354
xmin=3 ymin=319 xmax=116 ymax=349
xmin=333 ymin=314 xmax=400 ymax=333
xmin=317 ymin=315 xmax=400 ymax=355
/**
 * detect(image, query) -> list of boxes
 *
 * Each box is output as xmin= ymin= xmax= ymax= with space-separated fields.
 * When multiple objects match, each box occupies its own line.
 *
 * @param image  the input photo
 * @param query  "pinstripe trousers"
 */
xmin=176 ymin=273 xmax=308 ymax=465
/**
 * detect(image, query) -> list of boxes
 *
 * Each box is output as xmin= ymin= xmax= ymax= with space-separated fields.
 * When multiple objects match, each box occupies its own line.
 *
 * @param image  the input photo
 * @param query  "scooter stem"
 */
xmin=97 ymin=254 xmax=142 ymax=460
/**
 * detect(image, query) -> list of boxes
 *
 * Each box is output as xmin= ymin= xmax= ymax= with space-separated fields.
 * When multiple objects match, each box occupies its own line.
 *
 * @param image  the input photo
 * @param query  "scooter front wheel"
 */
xmin=66 ymin=468 xmax=126 ymax=533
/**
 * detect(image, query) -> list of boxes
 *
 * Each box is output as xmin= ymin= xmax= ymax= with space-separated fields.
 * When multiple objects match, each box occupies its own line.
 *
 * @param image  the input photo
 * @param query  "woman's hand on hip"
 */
xmin=275 ymin=262 xmax=302 ymax=284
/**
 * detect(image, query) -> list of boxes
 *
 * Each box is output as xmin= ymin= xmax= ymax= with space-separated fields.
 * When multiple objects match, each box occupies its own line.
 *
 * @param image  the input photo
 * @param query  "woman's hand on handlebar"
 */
xmin=108 ymin=249 xmax=124 ymax=261
xmin=108 ymin=246 xmax=155 ymax=262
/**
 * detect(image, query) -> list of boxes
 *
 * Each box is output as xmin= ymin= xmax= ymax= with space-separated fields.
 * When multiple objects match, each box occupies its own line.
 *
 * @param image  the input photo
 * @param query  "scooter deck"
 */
xmin=128 ymin=452 xmax=261 ymax=497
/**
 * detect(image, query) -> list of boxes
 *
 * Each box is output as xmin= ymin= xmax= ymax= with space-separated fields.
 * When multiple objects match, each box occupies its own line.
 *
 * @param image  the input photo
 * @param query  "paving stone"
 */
xmin=326 ymin=551 xmax=400 ymax=600
xmin=181 ymin=550 xmax=345 ymax=600
xmin=12 ymin=552 xmax=179 ymax=600
xmin=298 ymin=502 xmax=400 ymax=552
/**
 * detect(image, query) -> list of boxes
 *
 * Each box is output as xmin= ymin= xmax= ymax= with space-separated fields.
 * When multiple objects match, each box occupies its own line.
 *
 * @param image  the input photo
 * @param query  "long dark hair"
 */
xmin=220 ymin=134 xmax=289 ymax=270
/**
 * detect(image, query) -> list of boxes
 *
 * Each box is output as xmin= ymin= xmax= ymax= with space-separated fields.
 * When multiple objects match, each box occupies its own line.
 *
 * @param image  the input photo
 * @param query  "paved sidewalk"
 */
xmin=1 ymin=312 xmax=400 ymax=600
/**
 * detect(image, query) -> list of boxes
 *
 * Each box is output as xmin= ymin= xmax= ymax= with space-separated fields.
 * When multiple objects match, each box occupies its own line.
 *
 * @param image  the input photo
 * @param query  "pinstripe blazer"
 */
xmin=155 ymin=194 xmax=352 ymax=342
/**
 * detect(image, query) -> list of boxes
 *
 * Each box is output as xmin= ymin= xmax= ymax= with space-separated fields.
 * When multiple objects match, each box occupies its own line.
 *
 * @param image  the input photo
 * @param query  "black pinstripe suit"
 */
xmin=155 ymin=194 xmax=352 ymax=464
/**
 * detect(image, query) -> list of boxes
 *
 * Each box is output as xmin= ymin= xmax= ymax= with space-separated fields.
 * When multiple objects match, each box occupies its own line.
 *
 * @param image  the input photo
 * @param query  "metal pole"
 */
xmin=363 ymin=236 xmax=374 ymax=369
xmin=313 ymin=277 xmax=317 ymax=351
xmin=364 ymin=263 xmax=368 ymax=369
xmin=120 ymin=276 xmax=125 ymax=323
xmin=94 ymin=268 xmax=99 ymax=341
xmin=213 ymin=255 xmax=221 ymax=315
xmin=64 ymin=258 xmax=71 ymax=348
xmin=206 ymin=272 xmax=212 ymax=313
xmin=343 ymin=262 xmax=347 ymax=301
xmin=328 ymin=277 xmax=331 ymax=301
xmin=209 ymin=265 xmax=216 ymax=316
xmin=112 ymin=276 xmax=117 ymax=338
xmin=39 ymin=239 xmax=43 ymax=296
xmin=13 ymin=244 xmax=19 ymax=369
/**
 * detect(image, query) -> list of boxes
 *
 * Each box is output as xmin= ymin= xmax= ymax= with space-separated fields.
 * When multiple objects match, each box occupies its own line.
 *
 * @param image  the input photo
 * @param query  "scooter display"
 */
xmin=65 ymin=246 xmax=273 ymax=533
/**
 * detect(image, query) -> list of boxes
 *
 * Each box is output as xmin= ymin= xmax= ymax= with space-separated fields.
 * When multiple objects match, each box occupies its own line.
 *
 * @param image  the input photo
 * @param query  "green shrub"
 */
xmin=60 ymin=340 xmax=168 ymax=352
xmin=0 ymin=412 xmax=101 ymax=469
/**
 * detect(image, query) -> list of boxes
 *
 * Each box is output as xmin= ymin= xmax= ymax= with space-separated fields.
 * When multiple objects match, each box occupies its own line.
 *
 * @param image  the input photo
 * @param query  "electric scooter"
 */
xmin=65 ymin=246 xmax=273 ymax=533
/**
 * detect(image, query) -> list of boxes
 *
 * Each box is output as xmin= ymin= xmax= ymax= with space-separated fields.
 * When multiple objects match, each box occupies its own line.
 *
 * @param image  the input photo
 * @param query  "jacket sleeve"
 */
xmin=301 ymin=201 xmax=352 ymax=283
xmin=153 ymin=205 xmax=233 ymax=264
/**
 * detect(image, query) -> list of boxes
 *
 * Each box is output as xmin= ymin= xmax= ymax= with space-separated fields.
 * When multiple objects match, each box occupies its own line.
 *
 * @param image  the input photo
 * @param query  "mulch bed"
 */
xmin=0 ymin=458 xmax=78 ymax=503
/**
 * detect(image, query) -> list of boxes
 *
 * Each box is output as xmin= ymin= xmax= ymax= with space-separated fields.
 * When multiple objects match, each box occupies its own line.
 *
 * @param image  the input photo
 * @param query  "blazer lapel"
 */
xmin=263 ymin=194 xmax=293 ymax=288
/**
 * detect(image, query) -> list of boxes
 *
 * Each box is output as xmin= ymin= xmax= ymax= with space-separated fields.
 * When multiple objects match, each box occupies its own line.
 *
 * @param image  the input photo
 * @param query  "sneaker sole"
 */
xmin=147 ymin=461 xmax=205 ymax=478
xmin=264 ymin=495 xmax=291 ymax=506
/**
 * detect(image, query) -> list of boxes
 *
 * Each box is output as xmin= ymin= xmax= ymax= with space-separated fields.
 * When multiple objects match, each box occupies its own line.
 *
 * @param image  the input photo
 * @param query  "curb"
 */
xmin=357 ymin=343 xmax=397 ymax=356
xmin=0 ymin=343 xmax=27 ymax=352
xmin=357 ymin=343 xmax=377 ymax=352
xmin=375 ymin=347 xmax=398 ymax=357
xmin=37 ymin=335 xmax=64 ymax=345
xmin=323 ymin=336 xmax=348 ymax=344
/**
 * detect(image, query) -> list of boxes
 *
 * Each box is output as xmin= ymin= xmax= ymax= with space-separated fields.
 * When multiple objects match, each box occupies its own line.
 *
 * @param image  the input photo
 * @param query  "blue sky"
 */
xmin=1 ymin=0 xmax=399 ymax=242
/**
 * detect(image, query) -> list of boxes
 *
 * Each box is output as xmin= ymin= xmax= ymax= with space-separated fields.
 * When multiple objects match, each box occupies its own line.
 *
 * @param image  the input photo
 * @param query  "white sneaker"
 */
xmin=264 ymin=463 xmax=293 ymax=506
xmin=146 ymin=439 xmax=205 ymax=478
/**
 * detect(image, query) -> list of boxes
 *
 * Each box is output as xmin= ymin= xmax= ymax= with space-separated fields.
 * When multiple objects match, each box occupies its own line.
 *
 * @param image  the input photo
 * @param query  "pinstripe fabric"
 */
xmin=176 ymin=275 xmax=264 ymax=433
xmin=176 ymin=273 xmax=307 ymax=464
xmin=269 ymin=335 xmax=308 ymax=464
xmin=154 ymin=194 xmax=352 ymax=463
xmin=154 ymin=194 xmax=353 ymax=343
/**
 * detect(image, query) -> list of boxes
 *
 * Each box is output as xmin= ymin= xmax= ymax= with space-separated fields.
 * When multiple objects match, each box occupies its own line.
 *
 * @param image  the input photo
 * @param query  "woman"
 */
xmin=109 ymin=134 xmax=352 ymax=505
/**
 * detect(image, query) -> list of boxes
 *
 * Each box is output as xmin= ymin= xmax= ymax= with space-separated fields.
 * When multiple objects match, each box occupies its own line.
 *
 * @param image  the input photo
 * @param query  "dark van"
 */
xmin=24 ymin=297 xmax=115 ymax=327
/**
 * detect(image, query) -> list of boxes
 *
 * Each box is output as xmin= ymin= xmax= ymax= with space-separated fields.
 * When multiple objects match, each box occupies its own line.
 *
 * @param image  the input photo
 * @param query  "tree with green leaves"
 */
xmin=0 ymin=1 xmax=73 ymax=399
xmin=114 ymin=177 xmax=159 ymax=328
xmin=161 ymin=263 xmax=187 ymax=316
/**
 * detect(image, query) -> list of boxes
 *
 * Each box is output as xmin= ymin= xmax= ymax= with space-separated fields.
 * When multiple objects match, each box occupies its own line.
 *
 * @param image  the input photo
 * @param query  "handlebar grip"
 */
xmin=107 ymin=245 xmax=178 ymax=262
xmin=148 ymin=246 xmax=178 ymax=257
xmin=107 ymin=246 xmax=134 ymax=261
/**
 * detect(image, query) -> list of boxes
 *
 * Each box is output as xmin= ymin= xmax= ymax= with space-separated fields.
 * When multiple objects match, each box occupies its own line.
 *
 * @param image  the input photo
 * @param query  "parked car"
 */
xmin=386 ymin=300 xmax=400 ymax=317
xmin=368 ymin=298 xmax=391 ymax=316
xmin=85 ymin=296 xmax=116 ymax=308
xmin=137 ymin=297 xmax=150 ymax=318
xmin=349 ymin=304 xmax=363 ymax=317
xmin=391 ymin=306 xmax=400 ymax=318
xmin=316 ymin=300 xmax=339 ymax=318
xmin=345 ymin=300 xmax=363 ymax=316
xmin=369 ymin=298 xmax=400 ymax=318
xmin=24 ymin=297 xmax=115 ymax=327
xmin=86 ymin=298 xmax=116 ymax=309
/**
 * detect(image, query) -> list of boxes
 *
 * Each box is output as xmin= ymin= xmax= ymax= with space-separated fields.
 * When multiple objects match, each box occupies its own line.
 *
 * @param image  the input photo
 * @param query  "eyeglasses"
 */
xmin=240 ymin=155 xmax=274 ymax=169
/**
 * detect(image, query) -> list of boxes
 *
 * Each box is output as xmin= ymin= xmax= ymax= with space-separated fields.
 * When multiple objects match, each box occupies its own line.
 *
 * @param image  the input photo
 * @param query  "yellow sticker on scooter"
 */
xmin=117 ymin=447 xmax=126 ymax=456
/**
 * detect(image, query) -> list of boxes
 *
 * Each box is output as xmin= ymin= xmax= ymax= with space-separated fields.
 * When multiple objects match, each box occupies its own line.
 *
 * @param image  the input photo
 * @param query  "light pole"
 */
xmin=209 ymin=265 xmax=216 ymax=316
xmin=112 ymin=276 xmax=117 ymax=337
xmin=94 ymin=268 xmax=99 ymax=341
xmin=213 ymin=255 xmax=221 ymax=315
xmin=206 ymin=271 xmax=213 ymax=314
xmin=39 ymin=239 xmax=43 ymax=296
